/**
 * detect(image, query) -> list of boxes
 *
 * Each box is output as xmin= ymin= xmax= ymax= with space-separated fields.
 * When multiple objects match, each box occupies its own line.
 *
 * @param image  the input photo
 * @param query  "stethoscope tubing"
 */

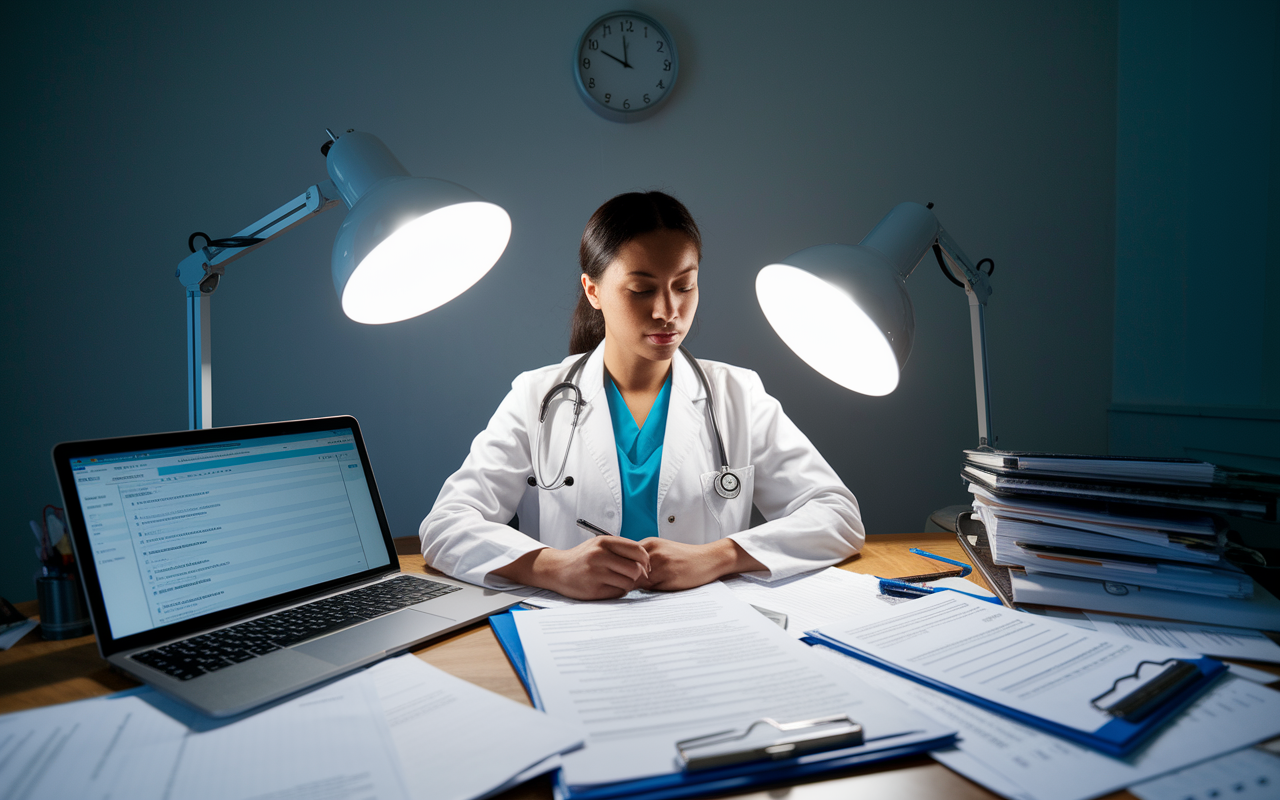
xmin=529 ymin=345 xmax=739 ymax=498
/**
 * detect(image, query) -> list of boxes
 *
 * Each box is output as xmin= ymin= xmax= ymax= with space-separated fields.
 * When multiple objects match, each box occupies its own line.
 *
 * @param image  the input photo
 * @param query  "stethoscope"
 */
xmin=528 ymin=344 xmax=742 ymax=500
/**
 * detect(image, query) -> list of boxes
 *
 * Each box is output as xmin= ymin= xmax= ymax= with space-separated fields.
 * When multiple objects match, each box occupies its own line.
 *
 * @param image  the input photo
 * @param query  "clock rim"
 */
xmin=573 ymin=9 xmax=679 ymax=124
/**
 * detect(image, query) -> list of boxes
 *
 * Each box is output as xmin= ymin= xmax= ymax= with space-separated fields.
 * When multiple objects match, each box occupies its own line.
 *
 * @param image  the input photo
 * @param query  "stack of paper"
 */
xmin=0 ymin=654 xmax=582 ymax=800
xmin=969 ymin=484 xmax=1253 ymax=599
xmin=807 ymin=591 xmax=1227 ymax=755
xmin=495 ymin=582 xmax=957 ymax=799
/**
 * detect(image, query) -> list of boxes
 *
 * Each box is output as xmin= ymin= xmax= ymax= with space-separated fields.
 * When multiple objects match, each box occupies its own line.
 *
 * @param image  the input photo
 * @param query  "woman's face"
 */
xmin=583 ymin=228 xmax=700 ymax=366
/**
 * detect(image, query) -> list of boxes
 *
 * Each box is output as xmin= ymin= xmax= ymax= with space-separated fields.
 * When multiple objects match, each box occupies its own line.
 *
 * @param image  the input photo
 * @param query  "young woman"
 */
xmin=420 ymin=192 xmax=863 ymax=599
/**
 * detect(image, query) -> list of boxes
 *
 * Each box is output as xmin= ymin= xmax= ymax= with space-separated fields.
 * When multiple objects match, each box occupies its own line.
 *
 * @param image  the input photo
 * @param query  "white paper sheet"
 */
xmin=1082 ymin=612 xmax=1280 ymax=664
xmin=512 ymin=582 xmax=953 ymax=788
xmin=720 ymin=568 xmax=887 ymax=635
xmin=1129 ymin=747 xmax=1280 ymax=800
xmin=163 ymin=671 xmax=409 ymax=800
xmin=0 ymin=618 xmax=40 ymax=650
xmin=367 ymin=654 xmax=582 ymax=800
xmin=813 ymin=645 xmax=1280 ymax=800
xmin=812 ymin=591 xmax=1202 ymax=734
xmin=0 ymin=671 xmax=409 ymax=800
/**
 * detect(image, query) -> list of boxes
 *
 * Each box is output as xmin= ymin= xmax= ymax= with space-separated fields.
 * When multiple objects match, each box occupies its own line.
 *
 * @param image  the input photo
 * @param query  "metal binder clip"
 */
xmin=675 ymin=715 xmax=863 ymax=771
xmin=1090 ymin=658 xmax=1201 ymax=722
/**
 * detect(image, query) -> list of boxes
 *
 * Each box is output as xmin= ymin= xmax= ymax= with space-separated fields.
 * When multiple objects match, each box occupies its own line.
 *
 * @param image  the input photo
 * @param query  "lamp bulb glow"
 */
xmin=755 ymin=264 xmax=900 ymax=396
xmin=340 ymin=202 xmax=511 ymax=325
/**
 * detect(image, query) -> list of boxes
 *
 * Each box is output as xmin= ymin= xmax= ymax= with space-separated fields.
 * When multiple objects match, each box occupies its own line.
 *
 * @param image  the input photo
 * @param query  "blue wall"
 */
xmin=1111 ymin=0 xmax=1280 ymax=469
xmin=0 ymin=1 xmax=1119 ymax=602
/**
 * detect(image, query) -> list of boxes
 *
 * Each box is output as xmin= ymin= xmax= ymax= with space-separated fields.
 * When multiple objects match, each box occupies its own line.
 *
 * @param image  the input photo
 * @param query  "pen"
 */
xmin=576 ymin=518 xmax=614 ymax=537
xmin=577 ymin=518 xmax=650 ymax=577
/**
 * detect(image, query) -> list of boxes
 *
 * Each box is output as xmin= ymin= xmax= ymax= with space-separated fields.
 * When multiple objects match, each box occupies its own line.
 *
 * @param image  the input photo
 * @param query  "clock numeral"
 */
xmin=644 ymin=26 xmax=648 ymax=38
xmin=587 ymin=39 xmax=598 ymax=50
xmin=604 ymin=93 xmax=611 ymax=104
xmin=588 ymin=78 xmax=595 ymax=89
xmin=656 ymin=80 xmax=665 ymax=89
xmin=663 ymin=59 xmax=671 ymax=71
xmin=623 ymin=99 xmax=631 ymax=109
xmin=622 ymin=20 xmax=633 ymax=32
xmin=643 ymin=94 xmax=651 ymax=104
xmin=602 ymin=24 xmax=611 ymax=36
xmin=581 ymin=57 xmax=591 ymax=70
xmin=656 ymin=41 xmax=664 ymax=52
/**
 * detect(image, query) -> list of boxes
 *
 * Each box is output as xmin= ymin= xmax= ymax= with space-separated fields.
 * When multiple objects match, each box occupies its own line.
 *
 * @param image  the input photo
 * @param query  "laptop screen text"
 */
xmin=67 ymin=428 xmax=391 ymax=639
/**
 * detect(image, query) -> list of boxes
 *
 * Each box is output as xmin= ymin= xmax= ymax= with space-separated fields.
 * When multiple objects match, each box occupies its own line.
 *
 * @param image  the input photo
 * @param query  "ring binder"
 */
xmin=676 ymin=715 xmax=864 ymax=771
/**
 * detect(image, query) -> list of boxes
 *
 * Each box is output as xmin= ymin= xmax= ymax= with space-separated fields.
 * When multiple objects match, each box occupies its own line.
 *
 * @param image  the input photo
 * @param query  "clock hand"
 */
xmin=622 ymin=35 xmax=631 ymax=68
xmin=599 ymin=48 xmax=628 ymax=67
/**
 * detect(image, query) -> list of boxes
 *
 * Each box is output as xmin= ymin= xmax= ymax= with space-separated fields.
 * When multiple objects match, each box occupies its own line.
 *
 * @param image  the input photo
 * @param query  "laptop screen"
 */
xmin=64 ymin=427 xmax=392 ymax=639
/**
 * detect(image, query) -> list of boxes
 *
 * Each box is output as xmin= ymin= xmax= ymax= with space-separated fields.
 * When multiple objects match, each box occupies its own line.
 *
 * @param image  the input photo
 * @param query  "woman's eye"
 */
xmin=679 ymin=285 xmax=696 ymax=293
xmin=629 ymin=288 xmax=654 ymax=295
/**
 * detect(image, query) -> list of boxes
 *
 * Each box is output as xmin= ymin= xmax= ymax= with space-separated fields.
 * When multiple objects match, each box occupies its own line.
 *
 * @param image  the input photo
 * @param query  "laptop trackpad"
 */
xmin=294 ymin=609 xmax=456 ymax=666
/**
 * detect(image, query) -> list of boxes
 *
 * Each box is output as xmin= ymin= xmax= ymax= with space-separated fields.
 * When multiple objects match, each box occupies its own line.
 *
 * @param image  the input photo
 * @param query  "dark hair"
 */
xmin=570 ymin=191 xmax=702 ymax=354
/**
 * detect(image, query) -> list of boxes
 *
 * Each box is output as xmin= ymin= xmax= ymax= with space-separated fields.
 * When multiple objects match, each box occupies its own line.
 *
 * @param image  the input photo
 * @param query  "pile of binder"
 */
xmin=960 ymin=450 xmax=1280 ymax=620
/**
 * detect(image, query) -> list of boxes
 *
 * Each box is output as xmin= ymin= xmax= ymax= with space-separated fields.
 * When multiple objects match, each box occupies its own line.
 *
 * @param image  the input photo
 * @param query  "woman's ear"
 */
xmin=582 ymin=273 xmax=603 ymax=310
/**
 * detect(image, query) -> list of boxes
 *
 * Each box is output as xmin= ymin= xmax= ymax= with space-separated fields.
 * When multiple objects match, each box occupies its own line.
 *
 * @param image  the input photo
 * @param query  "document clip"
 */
xmin=675 ymin=715 xmax=863 ymax=772
xmin=1090 ymin=658 xmax=1201 ymax=722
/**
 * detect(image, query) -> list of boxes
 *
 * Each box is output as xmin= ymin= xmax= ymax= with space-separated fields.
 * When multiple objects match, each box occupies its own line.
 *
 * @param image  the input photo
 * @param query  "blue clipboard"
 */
xmin=488 ymin=612 xmax=957 ymax=800
xmin=802 ymin=631 xmax=1227 ymax=758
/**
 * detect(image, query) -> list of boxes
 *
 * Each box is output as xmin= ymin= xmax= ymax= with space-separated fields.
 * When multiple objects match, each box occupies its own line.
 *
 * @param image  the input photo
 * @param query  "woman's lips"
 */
xmin=647 ymin=332 xmax=679 ymax=345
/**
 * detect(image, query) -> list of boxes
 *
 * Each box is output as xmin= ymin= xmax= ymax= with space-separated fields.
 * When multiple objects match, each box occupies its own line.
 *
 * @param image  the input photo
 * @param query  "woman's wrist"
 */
xmin=713 ymin=537 xmax=765 ymax=579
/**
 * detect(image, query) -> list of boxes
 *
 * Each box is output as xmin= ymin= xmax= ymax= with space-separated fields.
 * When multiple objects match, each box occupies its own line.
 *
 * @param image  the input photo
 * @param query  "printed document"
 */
xmin=814 ymin=645 xmax=1280 ymax=800
xmin=1081 ymin=612 xmax=1280 ymax=664
xmin=512 ymin=582 xmax=953 ymax=788
xmin=0 ymin=671 xmax=408 ymax=800
xmin=811 ymin=591 xmax=1208 ymax=734
xmin=368 ymin=654 xmax=582 ymax=800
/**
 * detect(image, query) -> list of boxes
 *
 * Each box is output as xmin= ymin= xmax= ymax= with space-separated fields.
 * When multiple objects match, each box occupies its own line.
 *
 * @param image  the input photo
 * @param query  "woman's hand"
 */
xmin=491 ymin=537 xmax=652 ymax=600
xmin=637 ymin=538 xmax=765 ymax=591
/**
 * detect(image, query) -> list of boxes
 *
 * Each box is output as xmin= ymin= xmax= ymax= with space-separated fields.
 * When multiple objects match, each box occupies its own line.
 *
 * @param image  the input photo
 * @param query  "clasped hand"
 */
xmin=500 ymin=536 xmax=758 ymax=600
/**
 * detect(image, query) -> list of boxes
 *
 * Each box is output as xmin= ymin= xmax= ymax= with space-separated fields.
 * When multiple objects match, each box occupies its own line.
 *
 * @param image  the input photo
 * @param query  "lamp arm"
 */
xmin=935 ymin=227 xmax=996 ymax=449
xmin=175 ymin=178 xmax=343 ymax=430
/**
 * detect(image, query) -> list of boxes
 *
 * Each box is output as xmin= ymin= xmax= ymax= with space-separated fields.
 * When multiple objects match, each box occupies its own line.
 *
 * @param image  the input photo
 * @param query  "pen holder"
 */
xmin=36 ymin=574 xmax=91 ymax=640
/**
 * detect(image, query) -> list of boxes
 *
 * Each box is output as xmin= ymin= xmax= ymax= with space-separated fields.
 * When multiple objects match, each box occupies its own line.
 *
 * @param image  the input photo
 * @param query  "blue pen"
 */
xmin=877 ymin=577 xmax=1002 ymax=604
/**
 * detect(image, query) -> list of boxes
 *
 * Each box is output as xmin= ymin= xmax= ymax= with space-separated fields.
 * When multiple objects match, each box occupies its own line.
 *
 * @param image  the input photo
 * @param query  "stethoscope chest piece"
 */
xmin=714 ymin=467 xmax=741 ymax=500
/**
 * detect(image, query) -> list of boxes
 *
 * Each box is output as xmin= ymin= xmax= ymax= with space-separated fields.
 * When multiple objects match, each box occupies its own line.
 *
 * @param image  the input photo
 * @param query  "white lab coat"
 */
xmin=419 ymin=345 xmax=864 ymax=589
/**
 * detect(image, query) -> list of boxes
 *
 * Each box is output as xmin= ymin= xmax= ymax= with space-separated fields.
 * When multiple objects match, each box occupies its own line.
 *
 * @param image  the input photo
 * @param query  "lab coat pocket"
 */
xmin=700 ymin=465 xmax=755 ymax=535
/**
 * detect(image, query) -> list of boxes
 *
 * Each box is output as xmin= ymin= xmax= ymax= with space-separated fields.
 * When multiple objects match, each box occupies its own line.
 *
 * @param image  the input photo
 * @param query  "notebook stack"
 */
xmin=960 ymin=450 xmax=1280 ymax=624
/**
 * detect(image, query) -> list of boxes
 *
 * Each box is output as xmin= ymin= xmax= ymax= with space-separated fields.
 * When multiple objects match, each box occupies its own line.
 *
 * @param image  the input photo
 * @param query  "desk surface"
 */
xmin=0 ymin=533 xmax=1163 ymax=800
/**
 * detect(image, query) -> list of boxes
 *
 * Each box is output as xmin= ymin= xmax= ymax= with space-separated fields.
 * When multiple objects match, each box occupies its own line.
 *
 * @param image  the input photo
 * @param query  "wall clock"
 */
xmin=574 ymin=10 xmax=678 ymax=123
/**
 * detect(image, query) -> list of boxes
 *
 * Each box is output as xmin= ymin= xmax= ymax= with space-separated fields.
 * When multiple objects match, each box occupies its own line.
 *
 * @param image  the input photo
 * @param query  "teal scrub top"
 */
xmin=605 ymin=373 xmax=672 ymax=541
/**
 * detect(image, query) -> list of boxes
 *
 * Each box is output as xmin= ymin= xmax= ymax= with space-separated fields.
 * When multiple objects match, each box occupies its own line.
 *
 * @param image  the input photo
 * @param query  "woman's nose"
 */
xmin=653 ymin=290 xmax=676 ymax=320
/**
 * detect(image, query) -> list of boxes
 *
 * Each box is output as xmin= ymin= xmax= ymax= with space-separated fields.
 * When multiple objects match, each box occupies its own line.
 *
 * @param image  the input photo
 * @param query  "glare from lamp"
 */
xmin=755 ymin=264 xmax=900 ymax=396
xmin=341 ymin=201 xmax=512 ymax=324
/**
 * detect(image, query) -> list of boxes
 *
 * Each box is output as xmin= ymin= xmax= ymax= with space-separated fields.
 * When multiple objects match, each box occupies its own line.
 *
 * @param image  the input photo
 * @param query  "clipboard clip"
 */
xmin=1090 ymin=658 xmax=1201 ymax=722
xmin=675 ymin=714 xmax=863 ymax=771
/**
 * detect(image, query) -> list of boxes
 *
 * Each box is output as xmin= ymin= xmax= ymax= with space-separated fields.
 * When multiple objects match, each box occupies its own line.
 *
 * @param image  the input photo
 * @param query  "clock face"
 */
xmin=575 ymin=11 xmax=678 ymax=122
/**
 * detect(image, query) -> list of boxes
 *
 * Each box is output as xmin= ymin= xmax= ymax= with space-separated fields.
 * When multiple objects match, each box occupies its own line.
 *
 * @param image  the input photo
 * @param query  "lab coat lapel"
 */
xmin=657 ymin=351 xmax=706 ymax=512
xmin=574 ymin=346 xmax=622 ymax=516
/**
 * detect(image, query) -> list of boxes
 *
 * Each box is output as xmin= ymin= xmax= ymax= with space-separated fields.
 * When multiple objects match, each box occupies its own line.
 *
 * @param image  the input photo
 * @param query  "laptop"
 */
xmin=52 ymin=415 xmax=520 ymax=717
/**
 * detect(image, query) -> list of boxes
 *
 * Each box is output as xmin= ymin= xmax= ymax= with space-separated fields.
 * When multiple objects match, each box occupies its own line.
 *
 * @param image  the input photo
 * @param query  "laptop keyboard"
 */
xmin=131 ymin=576 xmax=461 ymax=681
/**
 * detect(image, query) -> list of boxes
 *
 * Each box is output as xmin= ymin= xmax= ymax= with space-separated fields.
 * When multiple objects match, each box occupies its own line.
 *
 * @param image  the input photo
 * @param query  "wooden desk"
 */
xmin=0 ymin=533 xmax=1140 ymax=799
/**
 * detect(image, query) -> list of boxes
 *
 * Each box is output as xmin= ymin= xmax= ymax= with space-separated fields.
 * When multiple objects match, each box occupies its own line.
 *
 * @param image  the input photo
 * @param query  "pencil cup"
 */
xmin=37 ymin=575 xmax=91 ymax=640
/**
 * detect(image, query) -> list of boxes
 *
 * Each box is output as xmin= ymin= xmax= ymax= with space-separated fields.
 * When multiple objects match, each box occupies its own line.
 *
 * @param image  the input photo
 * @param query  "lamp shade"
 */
xmin=756 ymin=202 xmax=940 ymax=396
xmin=326 ymin=132 xmax=511 ymax=324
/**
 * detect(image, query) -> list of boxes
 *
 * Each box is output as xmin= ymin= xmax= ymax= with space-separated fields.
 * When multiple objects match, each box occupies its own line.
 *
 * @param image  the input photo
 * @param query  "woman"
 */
xmin=420 ymin=192 xmax=863 ymax=599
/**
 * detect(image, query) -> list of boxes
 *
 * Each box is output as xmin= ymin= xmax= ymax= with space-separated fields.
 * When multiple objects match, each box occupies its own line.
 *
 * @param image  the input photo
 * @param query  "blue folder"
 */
xmin=489 ymin=611 xmax=957 ymax=800
xmin=802 ymin=631 xmax=1227 ymax=758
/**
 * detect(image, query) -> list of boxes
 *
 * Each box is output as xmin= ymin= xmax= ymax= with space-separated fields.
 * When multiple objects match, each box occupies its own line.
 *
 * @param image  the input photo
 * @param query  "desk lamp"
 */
xmin=755 ymin=201 xmax=996 ymax=447
xmin=174 ymin=130 xmax=511 ymax=430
